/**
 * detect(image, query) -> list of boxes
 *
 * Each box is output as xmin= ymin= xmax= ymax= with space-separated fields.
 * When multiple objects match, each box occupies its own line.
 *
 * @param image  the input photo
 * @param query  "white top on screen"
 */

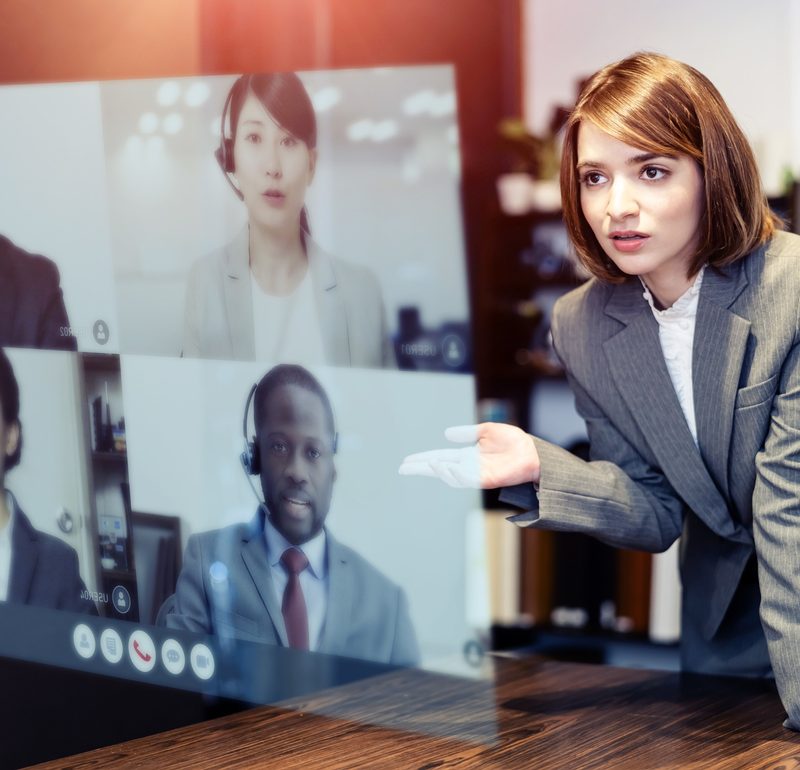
xmin=251 ymin=268 xmax=325 ymax=365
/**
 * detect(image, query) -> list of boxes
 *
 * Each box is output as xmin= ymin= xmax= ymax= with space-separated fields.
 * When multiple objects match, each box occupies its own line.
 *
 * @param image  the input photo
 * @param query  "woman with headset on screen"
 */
xmin=401 ymin=52 xmax=800 ymax=729
xmin=182 ymin=72 xmax=394 ymax=367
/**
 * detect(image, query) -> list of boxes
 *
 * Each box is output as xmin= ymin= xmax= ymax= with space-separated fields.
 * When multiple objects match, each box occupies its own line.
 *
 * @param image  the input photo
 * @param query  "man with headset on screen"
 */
xmin=163 ymin=364 xmax=419 ymax=666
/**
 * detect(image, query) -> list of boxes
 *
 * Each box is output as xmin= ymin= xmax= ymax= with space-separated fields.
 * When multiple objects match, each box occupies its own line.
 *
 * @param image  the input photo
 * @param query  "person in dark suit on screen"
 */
xmin=0 ymin=349 xmax=95 ymax=613
xmin=0 ymin=235 xmax=77 ymax=352
xmin=164 ymin=364 xmax=419 ymax=665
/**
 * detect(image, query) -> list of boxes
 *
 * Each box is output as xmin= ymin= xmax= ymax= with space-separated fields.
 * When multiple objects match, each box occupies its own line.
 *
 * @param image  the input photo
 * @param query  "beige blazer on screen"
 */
xmin=182 ymin=228 xmax=395 ymax=367
xmin=502 ymin=231 xmax=800 ymax=728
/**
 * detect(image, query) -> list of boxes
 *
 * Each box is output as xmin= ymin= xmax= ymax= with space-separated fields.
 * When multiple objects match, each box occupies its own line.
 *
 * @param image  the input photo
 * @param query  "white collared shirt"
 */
xmin=0 ymin=490 xmax=17 ymax=602
xmin=263 ymin=514 xmax=328 ymax=651
xmin=640 ymin=267 xmax=706 ymax=446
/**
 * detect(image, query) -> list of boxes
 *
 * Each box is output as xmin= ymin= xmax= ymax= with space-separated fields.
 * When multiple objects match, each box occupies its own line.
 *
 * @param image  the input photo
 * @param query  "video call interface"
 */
xmin=0 ymin=65 xmax=481 ymax=702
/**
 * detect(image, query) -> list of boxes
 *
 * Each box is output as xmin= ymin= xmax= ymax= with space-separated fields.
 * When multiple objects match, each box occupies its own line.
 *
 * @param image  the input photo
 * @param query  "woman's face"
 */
xmin=232 ymin=93 xmax=316 ymax=235
xmin=577 ymin=121 xmax=705 ymax=286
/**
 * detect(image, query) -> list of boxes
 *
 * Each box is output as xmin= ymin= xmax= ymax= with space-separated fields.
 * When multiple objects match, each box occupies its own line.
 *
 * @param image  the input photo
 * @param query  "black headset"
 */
xmin=215 ymin=77 xmax=245 ymax=200
xmin=241 ymin=382 xmax=261 ymax=475
xmin=240 ymin=381 xmax=339 ymax=478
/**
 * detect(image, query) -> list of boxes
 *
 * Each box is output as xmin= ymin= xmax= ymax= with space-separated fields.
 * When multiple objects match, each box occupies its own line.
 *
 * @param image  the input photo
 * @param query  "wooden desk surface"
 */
xmin=31 ymin=655 xmax=800 ymax=770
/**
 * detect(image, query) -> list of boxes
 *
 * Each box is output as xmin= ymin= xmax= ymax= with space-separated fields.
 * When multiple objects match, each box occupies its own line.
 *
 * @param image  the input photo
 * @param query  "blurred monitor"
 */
xmin=0 ymin=65 xmax=483 ymax=761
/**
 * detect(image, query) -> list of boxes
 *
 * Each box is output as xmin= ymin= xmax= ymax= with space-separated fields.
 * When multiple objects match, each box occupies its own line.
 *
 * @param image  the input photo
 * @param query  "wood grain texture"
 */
xmin=30 ymin=655 xmax=800 ymax=769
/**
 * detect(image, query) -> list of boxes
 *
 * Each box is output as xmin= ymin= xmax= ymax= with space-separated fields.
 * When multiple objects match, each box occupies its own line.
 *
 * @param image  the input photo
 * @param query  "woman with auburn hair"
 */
xmin=402 ymin=52 xmax=800 ymax=728
xmin=183 ymin=72 xmax=394 ymax=368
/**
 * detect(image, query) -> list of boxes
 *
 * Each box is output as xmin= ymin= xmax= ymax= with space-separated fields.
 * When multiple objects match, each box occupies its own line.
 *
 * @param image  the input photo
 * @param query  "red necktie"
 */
xmin=281 ymin=547 xmax=309 ymax=650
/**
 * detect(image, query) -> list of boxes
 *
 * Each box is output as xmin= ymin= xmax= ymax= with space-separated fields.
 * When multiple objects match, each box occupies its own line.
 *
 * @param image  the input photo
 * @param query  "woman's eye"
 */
xmin=281 ymin=136 xmax=297 ymax=147
xmin=642 ymin=166 xmax=667 ymax=181
xmin=581 ymin=171 xmax=606 ymax=187
xmin=245 ymin=133 xmax=261 ymax=144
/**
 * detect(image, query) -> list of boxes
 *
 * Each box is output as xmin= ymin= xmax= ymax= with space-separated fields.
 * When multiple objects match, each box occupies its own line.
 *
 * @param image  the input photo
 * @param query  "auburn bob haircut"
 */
xmin=560 ymin=52 xmax=781 ymax=283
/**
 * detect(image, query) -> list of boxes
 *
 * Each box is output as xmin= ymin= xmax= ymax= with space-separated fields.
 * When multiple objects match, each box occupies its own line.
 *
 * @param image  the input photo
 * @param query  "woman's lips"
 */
xmin=608 ymin=231 xmax=649 ymax=253
xmin=262 ymin=189 xmax=286 ymax=208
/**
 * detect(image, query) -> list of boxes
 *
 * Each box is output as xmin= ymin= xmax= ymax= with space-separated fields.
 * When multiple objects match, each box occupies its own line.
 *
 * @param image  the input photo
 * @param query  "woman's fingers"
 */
xmin=399 ymin=447 xmax=481 ymax=487
xmin=443 ymin=424 xmax=482 ymax=444
xmin=400 ymin=448 xmax=468 ymax=465
xmin=399 ymin=425 xmax=483 ymax=469
xmin=399 ymin=423 xmax=514 ymax=488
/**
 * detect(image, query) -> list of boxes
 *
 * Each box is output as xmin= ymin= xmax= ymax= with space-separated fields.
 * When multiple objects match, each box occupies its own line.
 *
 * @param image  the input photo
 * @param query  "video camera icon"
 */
xmin=190 ymin=643 xmax=215 ymax=681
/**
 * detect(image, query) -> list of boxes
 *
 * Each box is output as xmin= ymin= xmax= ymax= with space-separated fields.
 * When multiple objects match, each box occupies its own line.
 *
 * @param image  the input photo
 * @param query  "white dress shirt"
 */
xmin=640 ymin=266 xmax=706 ymax=446
xmin=0 ymin=490 xmax=17 ymax=602
xmin=263 ymin=514 xmax=328 ymax=651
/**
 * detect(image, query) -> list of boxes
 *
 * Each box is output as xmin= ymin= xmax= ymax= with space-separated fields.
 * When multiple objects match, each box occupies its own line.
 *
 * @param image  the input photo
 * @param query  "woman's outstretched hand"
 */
xmin=398 ymin=423 xmax=540 ymax=489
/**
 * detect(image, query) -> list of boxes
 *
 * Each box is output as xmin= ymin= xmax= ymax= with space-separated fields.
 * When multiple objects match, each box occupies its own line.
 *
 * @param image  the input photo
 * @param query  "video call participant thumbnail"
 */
xmin=0 ymin=235 xmax=77 ymax=352
xmin=182 ymin=73 xmax=393 ymax=368
xmin=164 ymin=364 xmax=419 ymax=665
xmin=0 ymin=350 xmax=96 ymax=613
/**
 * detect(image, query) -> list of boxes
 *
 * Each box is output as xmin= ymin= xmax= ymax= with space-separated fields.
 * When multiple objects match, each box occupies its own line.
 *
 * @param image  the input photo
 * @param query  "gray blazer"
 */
xmin=163 ymin=510 xmax=420 ymax=666
xmin=502 ymin=231 xmax=800 ymax=727
xmin=9 ymin=499 xmax=97 ymax=615
xmin=182 ymin=228 xmax=395 ymax=367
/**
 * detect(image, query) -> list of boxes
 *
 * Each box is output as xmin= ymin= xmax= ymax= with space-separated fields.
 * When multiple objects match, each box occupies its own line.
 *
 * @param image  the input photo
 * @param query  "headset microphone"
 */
xmin=241 ymin=382 xmax=260 ymax=476
xmin=216 ymin=76 xmax=245 ymax=200
xmin=239 ymin=382 xmax=266 ymax=512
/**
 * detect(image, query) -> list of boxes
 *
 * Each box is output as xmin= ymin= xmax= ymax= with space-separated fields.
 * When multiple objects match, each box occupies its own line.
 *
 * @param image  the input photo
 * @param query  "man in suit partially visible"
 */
xmin=0 ymin=349 xmax=96 ymax=613
xmin=164 ymin=364 xmax=419 ymax=666
xmin=0 ymin=234 xmax=77 ymax=351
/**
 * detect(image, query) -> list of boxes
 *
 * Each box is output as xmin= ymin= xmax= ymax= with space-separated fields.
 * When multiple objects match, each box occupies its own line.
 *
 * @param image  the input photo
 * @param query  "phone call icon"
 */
xmin=128 ymin=630 xmax=156 ymax=673
xmin=133 ymin=639 xmax=152 ymax=662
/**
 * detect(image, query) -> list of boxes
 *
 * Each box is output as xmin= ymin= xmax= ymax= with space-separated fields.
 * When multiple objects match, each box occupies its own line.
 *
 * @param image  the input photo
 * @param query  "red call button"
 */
xmin=127 ymin=630 xmax=156 ymax=673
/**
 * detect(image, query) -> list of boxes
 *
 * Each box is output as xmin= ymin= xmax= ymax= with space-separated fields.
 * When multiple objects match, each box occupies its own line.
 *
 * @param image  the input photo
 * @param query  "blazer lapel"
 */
xmin=0 ymin=250 xmax=18 ymax=343
xmin=223 ymin=228 xmax=255 ymax=359
xmin=692 ymin=262 xmax=751 ymax=500
xmin=603 ymin=282 xmax=744 ymax=541
xmin=317 ymin=533 xmax=352 ymax=655
xmin=240 ymin=516 xmax=288 ymax=646
xmin=308 ymin=240 xmax=351 ymax=365
xmin=8 ymin=505 xmax=39 ymax=604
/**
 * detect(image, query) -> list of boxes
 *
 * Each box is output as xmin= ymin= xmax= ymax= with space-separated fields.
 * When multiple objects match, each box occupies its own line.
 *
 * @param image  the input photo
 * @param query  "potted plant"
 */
xmin=496 ymin=106 xmax=569 ymax=214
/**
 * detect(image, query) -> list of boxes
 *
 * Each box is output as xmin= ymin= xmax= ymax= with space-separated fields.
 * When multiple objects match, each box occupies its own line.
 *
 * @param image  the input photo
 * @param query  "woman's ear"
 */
xmin=4 ymin=422 xmax=19 ymax=461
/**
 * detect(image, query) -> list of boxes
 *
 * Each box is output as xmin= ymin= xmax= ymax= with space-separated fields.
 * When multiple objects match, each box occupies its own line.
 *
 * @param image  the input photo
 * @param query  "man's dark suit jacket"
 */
xmin=8 ymin=503 xmax=97 ymax=614
xmin=0 ymin=235 xmax=77 ymax=351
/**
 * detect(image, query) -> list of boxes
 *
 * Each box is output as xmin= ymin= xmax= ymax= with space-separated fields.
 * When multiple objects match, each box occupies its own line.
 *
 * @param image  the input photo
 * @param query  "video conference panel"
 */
xmin=0 ymin=65 xmax=482 ymax=703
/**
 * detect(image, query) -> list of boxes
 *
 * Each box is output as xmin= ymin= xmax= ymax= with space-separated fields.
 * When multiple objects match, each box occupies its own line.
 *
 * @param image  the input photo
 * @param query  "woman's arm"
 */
xmin=502 ymin=370 xmax=685 ymax=553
